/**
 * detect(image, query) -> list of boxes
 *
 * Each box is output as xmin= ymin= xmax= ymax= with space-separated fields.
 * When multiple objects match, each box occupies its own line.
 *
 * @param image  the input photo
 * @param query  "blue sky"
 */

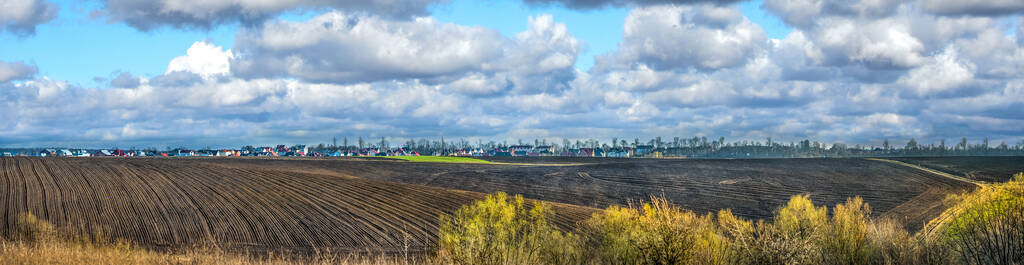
xmin=2 ymin=0 xmax=1024 ymax=148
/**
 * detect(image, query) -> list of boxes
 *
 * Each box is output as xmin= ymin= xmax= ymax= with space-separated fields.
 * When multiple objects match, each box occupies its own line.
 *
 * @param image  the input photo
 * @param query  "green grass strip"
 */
xmin=387 ymin=156 xmax=494 ymax=164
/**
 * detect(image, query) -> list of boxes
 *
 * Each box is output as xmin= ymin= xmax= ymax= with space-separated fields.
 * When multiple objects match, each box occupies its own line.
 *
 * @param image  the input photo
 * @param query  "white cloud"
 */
xmin=816 ymin=18 xmax=926 ymax=68
xmin=899 ymin=46 xmax=976 ymax=97
xmin=492 ymin=14 xmax=583 ymax=93
xmin=167 ymin=41 xmax=235 ymax=78
xmin=643 ymin=79 xmax=736 ymax=107
xmin=5 ymin=2 xmax=1024 ymax=147
xmin=617 ymin=100 xmax=660 ymax=122
xmin=0 ymin=61 xmax=38 ymax=82
xmin=522 ymin=0 xmax=743 ymax=10
xmin=232 ymin=12 xmax=583 ymax=96
xmin=919 ymin=0 xmax=1024 ymax=16
xmin=97 ymin=0 xmax=448 ymax=31
xmin=602 ymin=4 xmax=766 ymax=71
xmin=231 ymin=12 xmax=505 ymax=83
xmin=763 ymin=0 xmax=901 ymax=29
xmin=0 ymin=0 xmax=58 ymax=36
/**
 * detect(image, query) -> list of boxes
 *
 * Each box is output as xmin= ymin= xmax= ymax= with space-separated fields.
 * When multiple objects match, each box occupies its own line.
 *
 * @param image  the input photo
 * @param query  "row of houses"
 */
xmin=12 ymin=144 xmax=658 ymax=158
xmin=39 ymin=149 xmax=129 ymax=157
xmin=439 ymin=145 xmax=656 ymax=158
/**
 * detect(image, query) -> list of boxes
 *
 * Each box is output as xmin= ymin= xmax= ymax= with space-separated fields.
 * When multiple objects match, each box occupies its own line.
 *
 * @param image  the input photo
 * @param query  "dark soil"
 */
xmin=202 ymin=157 xmax=978 ymax=231
xmin=890 ymin=156 xmax=1024 ymax=183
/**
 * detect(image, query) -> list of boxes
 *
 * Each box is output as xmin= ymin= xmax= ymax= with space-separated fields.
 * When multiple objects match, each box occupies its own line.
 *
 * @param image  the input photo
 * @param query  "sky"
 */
xmin=1 ymin=0 xmax=1023 ymax=149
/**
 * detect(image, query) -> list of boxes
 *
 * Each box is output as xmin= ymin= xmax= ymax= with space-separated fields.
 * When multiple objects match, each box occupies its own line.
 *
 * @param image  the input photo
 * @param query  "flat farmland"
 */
xmin=891 ymin=156 xmax=1024 ymax=183
xmin=203 ymin=157 xmax=977 ymax=231
xmin=0 ymin=156 xmax=984 ymax=255
xmin=0 ymin=157 xmax=592 ymax=254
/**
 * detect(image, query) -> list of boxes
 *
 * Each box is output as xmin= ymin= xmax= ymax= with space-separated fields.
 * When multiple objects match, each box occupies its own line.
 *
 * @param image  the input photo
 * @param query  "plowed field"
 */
xmin=201 ymin=157 xmax=978 ymax=231
xmin=891 ymin=156 xmax=1024 ymax=183
xmin=0 ymin=156 xmax=986 ymax=254
xmin=0 ymin=157 xmax=591 ymax=254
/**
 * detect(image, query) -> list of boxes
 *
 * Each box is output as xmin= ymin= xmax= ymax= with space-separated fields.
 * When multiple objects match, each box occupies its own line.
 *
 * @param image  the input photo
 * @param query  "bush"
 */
xmin=437 ymin=192 xmax=580 ymax=265
xmin=866 ymin=218 xmax=921 ymax=265
xmin=716 ymin=196 xmax=825 ymax=265
xmin=822 ymin=197 xmax=873 ymax=265
xmin=941 ymin=173 xmax=1024 ymax=265
xmin=439 ymin=173 xmax=1024 ymax=265
xmin=722 ymin=195 xmax=918 ymax=265
xmin=584 ymin=196 xmax=727 ymax=265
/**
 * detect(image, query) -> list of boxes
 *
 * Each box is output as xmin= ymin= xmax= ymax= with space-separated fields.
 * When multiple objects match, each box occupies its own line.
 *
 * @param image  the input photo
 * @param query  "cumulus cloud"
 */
xmin=0 ymin=0 xmax=58 ymax=36
xmin=231 ymin=12 xmax=505 ymax=83
xmin=489 ymin=14 xmax=583 ymax=93
xmin=232 ymin=12 xmax=583 ymax=94
xmin=898 ymin=46 xmax=976 ymax=97
xmin=817 ymin=18 xmax=926 ymax=69
xmin=1019 ymin=17 xmax=1024 ymax=45
xmin=522 ymin=0 xmax=741 ymax=10
xmin=597 ymin=4 xmax=766 ymax=72
xmin=95 ymin=0 xmax=448 ymax=31
xmin=0 ymin=61 xmax=38 ymax=83
xmin=580 ymin=1 xmax=1024 ymax=143
xmin=919 ymin=0 xmax=1024 ymax=17
xmin=5 ymin=2 xmax=1024 ymax=147
xmin=762 ymin=0 xmax=902 ymax=28
xmin=109 ymin=71 xmax=141 ymax=88
xmin=761 ymin=0 xmax=1003 ymax=74
xmin=167 ymin=41 xmax=234 ymax=78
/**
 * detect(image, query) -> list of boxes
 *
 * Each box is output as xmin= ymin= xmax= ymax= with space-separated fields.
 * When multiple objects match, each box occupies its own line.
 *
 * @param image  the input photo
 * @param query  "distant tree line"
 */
xmin=6 ymin=136 xmax=1023 ymax=158
xmin=307 ymin=136 xmax=1024 ymax=158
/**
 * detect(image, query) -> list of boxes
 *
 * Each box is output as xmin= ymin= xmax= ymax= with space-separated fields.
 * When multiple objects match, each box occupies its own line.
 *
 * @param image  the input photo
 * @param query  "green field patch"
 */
xmin=387 ymin=156 xmax=494 ymax=164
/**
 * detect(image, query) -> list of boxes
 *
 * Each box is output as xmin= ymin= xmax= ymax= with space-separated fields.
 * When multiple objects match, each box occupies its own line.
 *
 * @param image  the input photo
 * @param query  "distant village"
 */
xmin=4 ymin=136 xmax=1024 ymax=159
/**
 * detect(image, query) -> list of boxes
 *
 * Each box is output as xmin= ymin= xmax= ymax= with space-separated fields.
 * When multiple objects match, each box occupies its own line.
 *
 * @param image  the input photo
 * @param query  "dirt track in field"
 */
xmin=0 ymin=156 xmax=992 ymax=254
xmin=890 ymin=156 xmax=1024 ymax=183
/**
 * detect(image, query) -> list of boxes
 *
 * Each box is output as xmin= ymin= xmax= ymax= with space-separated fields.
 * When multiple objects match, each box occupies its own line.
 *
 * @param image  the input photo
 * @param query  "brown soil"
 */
xmin=890 ymin=156 xmax=1024 ymax=183
xmin=0 ymin=156 xmax=986 ymax=254
xmin=0 ymin=157 xmax=592 ymax=255
xmin=201 ymin=157 xmax=976 ymax=231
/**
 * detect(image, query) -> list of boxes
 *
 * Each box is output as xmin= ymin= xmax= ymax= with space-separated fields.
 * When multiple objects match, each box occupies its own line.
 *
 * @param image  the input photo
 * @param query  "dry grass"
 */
xmin=1 ymin=213 xmax=426 ymax=265
xmin=0 ymin=239 xmax=427 ymax=265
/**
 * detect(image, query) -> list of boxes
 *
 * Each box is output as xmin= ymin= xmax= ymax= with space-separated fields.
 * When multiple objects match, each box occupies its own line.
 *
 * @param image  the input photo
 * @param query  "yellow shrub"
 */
xmin=437 ymin=192 xmax=580 ymax=265
xmin=941 ymin=173 xmax=1024 ymax=265
xmin=821 ymin=197 xmax=874 ymax=265
xmin=585 ymin=196 xmax=727 ymax=265
xmin=717 ymin=196 xmax=824 ymax=265
xmin=774 ymin=194 xmax=828 ymax=241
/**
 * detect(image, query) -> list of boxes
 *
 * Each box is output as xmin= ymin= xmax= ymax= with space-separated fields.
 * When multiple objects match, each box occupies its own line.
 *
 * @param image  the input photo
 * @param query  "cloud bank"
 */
xmin=94 ymin=0 xmax=449 ymax=30
xmin=3 ymin=0 xmax=1024 ymax=148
